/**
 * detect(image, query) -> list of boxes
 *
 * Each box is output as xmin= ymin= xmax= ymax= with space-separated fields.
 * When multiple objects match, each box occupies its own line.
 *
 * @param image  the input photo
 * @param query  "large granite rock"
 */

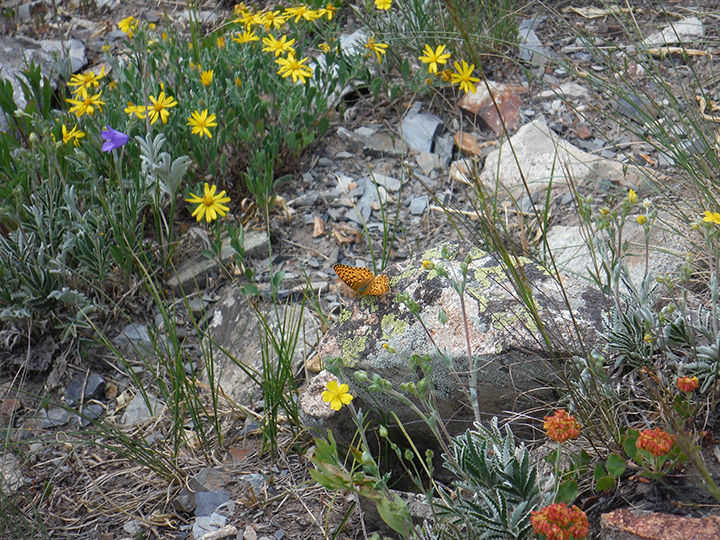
xmin=301 ymin=242 xmax=605 ymax=442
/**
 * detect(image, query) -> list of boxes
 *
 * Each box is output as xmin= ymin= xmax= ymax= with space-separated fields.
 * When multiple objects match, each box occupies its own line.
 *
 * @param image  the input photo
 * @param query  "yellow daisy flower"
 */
xmin=118 ymin=16 xmax=138 ymax=38
xmin=450 ymin=60 xmax=480 ymax=94
xmin=66 ymin=91 xmax=105 ymax=117
xmin=418 ymin=44 xmax=451 ymax=74
xmin=67 ymin=67 xmax=106 ymax=95
xmin=187 ymin=109 xmax=218 ymax=138
xmin=262 ymin=34 xmax=296 ymax=56
xmin=703 ymin=211 xmax=720 ymax=225
xmin=147 ymin=91 xmax=177 ymax=125
xmin=276 ymin=52 xmax=313 ymax=84
xmin=365 ymin=37 xmax=388 ymax=62
xmin=232 ymin=30 xmax=260 ymax=44
xmin=186 ymin=183 xmax=231 ymax=222
xmin=61 ymin=124 xmax=85 ymax=146
xmin=200 ymin=70 xmax=214 ymax=87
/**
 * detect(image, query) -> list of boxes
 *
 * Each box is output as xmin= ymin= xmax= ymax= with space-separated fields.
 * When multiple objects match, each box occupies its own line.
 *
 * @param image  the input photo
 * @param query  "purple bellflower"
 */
xmin=101 ymin=126 xmax=129 ymax=152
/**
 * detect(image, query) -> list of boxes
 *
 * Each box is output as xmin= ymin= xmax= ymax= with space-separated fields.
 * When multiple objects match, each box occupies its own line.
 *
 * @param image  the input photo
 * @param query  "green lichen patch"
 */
xmin=492 ymin=306 xmax=539 ymax=332
xmin=338 ymin=309 xmax=352 ymax=324
xmin=468 ymin=246 xmax=489 ymax=261
xmin=338 ymin=333 xmax=369 ymax=368
xmin=397 ymin=265 xmax=418 ymax=281
xmin=421 ymin=245 xmax=446 ymax=260
xmin=381 ymin=313 xmax=408 ymax=340
xmin=471 ymin=263 xmax=507 ymax=289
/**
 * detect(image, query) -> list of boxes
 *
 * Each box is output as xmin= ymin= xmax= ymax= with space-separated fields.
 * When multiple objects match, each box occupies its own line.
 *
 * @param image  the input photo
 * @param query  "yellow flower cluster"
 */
xmin=65 ymin=67 xmax=107 ymax=118
xmin=231 ymin=4 xmax=332 ymax=84
xmin=233 ymin=2 xmax=336 ymax=31
xmin=417 ymin=43 xmax=482 ymax=94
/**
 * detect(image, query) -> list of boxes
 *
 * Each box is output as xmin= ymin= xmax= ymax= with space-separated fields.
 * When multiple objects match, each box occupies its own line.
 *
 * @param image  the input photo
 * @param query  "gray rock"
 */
xmin=415 ymin=152 xmax=444 ymax=175
xmin=0 ymin=452 xmax=23 ymax=495
xmin=539 ymin=82 xmax=588 ymax=100
xmin=354 ymin=126 xmax=377 ymax=139
xmin=41 ymin=407 xmax=74 ymax=429
xmin=479 ymin=116 xmax=647 ymax=199
xmin=167 ymin=229 xmax=268 ymax=292
xmin=339 ymin=29 xmax=368 ymax=57
xmin=204 ymin=287 xmax=320 ymax=406
xmin=518 ymin=19 xmax=552 ymax=65
xmin=576 ymin=138 xmax=604 ymax=153
xmin=543 ymin=212 xmax=687 ymax=287
xmin=172 ymin=468 xmax=233 ymax=513
xmin=114 ymin=323 xmax=153 ymax=352
xmin=193 ymin=512 xmax=227 ymax=539
xmin=240 ymin=473 xmax=265 ymax=491
xmin=409 ymin=196 xmax=428 ymax=215
xmin=362 ymin=132 xmax=408 ymax=158
xmin=95 ymin=0 xmax=119 ymax=8
xmin=188 ymin=297 xmax=211 ymax=317
xmin=0 ymin=35 xmax=85 ymax=130
xmin=79 ymin=403 xmax=104 ymax=427
xmin=120 ymin=393 xmax=163 ymax=425
xmin=65 ymin=373 xmax=106 ymax=405
xmin=367 ymin=173 xmax=402 ymax=192
xmin=180 ymin=10 xmax=217 ymax=24
xmin=679 ymin=137 xmax=710 ymax=156
xmin=195 ymin=490 xmax=230 ymax=517
xmin=400 ymin=103 xmax=444 ymax=153
xmin=643 ymin=16 xmax=703 ymax=47
xmin=613 ymin=94 xmax=659 ymax=124
xmin=657 ymin=152 xmax=674 ymax=167
xmin=434 ymin=133 xmax=454 ymax=163
xmin=123 ymin=520 xmax=142 ymax=536
xmin=332 ymin=172 xmax=356 ymax=194
xmin=343 ymin=207 xmax=365 ymax=225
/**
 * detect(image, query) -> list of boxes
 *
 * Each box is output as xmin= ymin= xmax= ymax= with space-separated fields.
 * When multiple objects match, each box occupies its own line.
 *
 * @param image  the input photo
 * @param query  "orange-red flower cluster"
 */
xmin=543 ymin=410 xmax=581 ymax=443
xmin=531 ymin=503 xmax=589 ymax=540
xmin=636 ymin=428 xmax=675 ymax=458
xmin=677 ymin=376 xmax=699 ymax=393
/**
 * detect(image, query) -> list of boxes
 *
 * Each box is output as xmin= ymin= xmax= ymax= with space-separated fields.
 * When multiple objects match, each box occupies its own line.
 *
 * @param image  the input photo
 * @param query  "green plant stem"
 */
xmin=554 ymin=441 xmax=563 ymax=501
xmin=458 ymin=291 xmax=481 ymax=423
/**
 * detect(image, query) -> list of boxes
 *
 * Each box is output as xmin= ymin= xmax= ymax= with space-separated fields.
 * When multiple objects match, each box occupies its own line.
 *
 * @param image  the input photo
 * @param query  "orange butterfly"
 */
xmin=333 ymin=264 xmax=390 ymax=296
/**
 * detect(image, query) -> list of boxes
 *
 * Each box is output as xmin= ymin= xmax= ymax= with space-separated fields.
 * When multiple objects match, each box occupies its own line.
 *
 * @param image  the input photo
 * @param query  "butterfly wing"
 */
xmin=333 ymin=264 xmax=375 ymax=291
xmin=363 ymin=274 xmax=390 ymax=296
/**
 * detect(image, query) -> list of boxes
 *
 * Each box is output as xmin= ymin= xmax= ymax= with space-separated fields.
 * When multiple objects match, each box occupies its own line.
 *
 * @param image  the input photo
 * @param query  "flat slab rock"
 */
xmin=601 ymin=508 xmax=720 ymax=540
